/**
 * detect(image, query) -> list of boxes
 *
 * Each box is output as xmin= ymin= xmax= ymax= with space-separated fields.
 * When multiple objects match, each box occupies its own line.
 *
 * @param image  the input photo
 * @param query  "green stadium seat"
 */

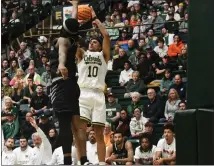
xmin=118 ymin=98 xmax=132 ymax=108
xmin=105 ymin=75 xmax=120 ymax=87
xmin=111 ymin=86 xmax=126 ymax=98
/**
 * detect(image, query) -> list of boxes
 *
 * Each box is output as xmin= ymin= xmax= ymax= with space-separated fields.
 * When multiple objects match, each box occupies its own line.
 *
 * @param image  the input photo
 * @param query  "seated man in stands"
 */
xmin=153 ymin=123 xmax=176 ymax=165
xmin=119 ymin=61 xmax=133 ymax=86
xmin=178 ymin=101 xmax=187 ymax=110
xmin=144 ymin=88 xmax=164 ymax=123
xmin=113 ymin=48 xmax=129 ymax=73
xmin=115 ymin=109 xmax=131 ymax=138
xmin=127 ymin=92 xmax=144 ymax=117
xmin=105 ymin=131 xmax=133 ymax=165
xmin=23 ymin=75 xmax=37 ymax=104
xmin=106 ymin=93 xmax=121 ymax=127
xmin=38 ymin=114 xmax=55 ymax=137
xmin=30 ymin=84 xmax=50 ymax=117
xmin=104 ymin=122 xmax=114 ymax=148
xmin=169 ymin=74 xmax=186 ymax=100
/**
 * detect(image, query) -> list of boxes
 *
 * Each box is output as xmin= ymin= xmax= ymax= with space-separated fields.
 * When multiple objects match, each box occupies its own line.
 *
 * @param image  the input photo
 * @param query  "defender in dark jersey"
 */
xmin=106 ymin=131 xmax=134 ymax=165
xmin=49 ymin=0 xmax=87 ymax=165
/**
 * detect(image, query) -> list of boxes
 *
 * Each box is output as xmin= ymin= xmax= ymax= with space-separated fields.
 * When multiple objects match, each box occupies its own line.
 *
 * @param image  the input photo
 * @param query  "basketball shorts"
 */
xmin=79 ymin=88 xmax=106 ymax=126
xmin=50 ymin=77 xmax=80 ymax=116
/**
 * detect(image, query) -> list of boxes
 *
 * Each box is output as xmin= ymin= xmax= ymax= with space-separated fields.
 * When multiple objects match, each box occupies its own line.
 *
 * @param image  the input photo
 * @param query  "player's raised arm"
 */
xmin=90 ymin=7 xmax=110 ymax=63
xmin=70 ymin=0 xmax=79 ymax=20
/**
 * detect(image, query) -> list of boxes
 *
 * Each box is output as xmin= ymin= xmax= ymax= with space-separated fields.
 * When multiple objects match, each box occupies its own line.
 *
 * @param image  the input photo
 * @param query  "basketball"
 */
xmin=78 ymin=5 xmax=92 ymax=20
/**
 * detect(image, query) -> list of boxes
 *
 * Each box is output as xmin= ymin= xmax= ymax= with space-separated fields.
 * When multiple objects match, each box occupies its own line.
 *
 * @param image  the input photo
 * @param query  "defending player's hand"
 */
xmin=57 ymin=64 xmax=68 ymax=80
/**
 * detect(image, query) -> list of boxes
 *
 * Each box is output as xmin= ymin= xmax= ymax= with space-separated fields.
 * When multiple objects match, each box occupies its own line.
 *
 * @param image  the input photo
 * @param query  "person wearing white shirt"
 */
xmin=47 ymin=146 xmax=78 ymax=165
xmin=119 ymin=61 xmax=133 ymax=86
xmin=2 ymin=138 xmax=16 ymax=165
xmin=132 ymin=19 xmax=146 ymax=40
xmin=13 ymin=137 xmax=34 ymax=165
xmin=134 ymin=133 xmax=156 ymax=165
xmin=154 ymin=123 xmax=176 ymax=165
xmin=130 ymin=108 xmax=148 ymax=139
xmin=28 ymin=117 xmax=52 ymax=165
xmin=86 ymin=129 xmax=99 ymax=165
xmin=154 ymin=38 xmax=168 ymax=58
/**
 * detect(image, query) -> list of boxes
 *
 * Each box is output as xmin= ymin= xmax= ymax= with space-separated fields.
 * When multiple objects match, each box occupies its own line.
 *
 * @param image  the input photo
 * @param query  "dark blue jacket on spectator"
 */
xmin=169 ymin=82 xmax=187 ymax=100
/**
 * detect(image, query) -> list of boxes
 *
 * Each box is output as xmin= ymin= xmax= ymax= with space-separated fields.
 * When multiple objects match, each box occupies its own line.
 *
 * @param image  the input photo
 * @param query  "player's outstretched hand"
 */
xmin=70 ymin=0 xmax=79 ymax=6
xmin=90 ymin=6 xmax=97 ymax=19
xmin=57 ymin=64 xmax=68 ymax=80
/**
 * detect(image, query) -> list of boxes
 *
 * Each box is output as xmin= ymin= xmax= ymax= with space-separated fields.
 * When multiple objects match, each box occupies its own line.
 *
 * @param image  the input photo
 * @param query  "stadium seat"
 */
xmin=111 ymin=86 xmax=126 ymax=98
xmin=105 ymin=75 xmax=120 ymax=87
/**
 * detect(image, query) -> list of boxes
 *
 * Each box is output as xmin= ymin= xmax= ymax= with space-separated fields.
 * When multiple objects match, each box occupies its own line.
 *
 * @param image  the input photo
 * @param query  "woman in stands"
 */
xmin=160 ymin=69 xmax=173 ymax=96
xmin=164 ymin=88 xmax=181 ymax=121
xmin=9 ymin=68 xmax=25 ymax=86
xmin=134 ymin=133 xmax=156 ymax=165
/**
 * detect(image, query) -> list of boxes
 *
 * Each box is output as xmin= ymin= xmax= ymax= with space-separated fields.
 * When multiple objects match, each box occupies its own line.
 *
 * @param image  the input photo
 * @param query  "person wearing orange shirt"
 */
xmin=168 ymin=35 xmax=184 ymax=57
xmin=103 ymin=122 xmax=114 ymax=148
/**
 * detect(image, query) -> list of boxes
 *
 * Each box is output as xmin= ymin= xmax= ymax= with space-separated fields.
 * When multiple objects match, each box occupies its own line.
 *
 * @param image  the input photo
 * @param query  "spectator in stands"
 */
xmin=107 ymin=21 xmax=120 ymax=41
xmin=144 ymin=122 xmax=156 ymax=145
xmin=132 ymin=19 xmax=146 ymax=40
xmin=30 ymin=84 xmax=49 ymax=116
xmin=48 ymin=128 xmax=58 ymax=152
xmin=38 ymin=114 xmax=54 ymax=137
xmin=2 ymin=76 xmax=13 ymax=97
xmin=9 ymin=12 xmax=20 ymax=24
xmin=130 ymin=15 xmax=137 ymax=28
xmin=178 ymin=44 xmax=188 ymax=67
xmin=169 ymin=74 xmax=186 ymax=100
xmin=130 ymin=108 xmax=148 ymax=139
xmin=2 ymin=16 xmax=9 ymax=33
xmin=13 ymin=137 xmax=34 ymax=165
xmin=24 ymin=65 xmax=41 ymax=85
xmin=87 ymin=129 xmax=99 ymax=164
xmin=2 ymin=138 xmax=16 ymax=165
xmin=86 ymin=21 xmax=101 ymax=41
xmin=118 ymin=29 xmax=129 ymax=41
xmin=161 ymin=27 xmax=174 ymax=46
xmin=164 ymin=12 xmax=179 ymax=34
xmin=18 ymin=42 xmax=32 ymax=63
xmin=145 ymin=29 xmax=158 ymax=49
xmin=119 ymin=61 xmax=133 ymax=86
xmin=8 ymin=50 xmax=17 ymax=63
xmin=154 ymin=123 xmax=176 ymax=165
xmin=166 ymin=6 xmax=181 ymax=21
xmin=2 ymin=59 xmax=10 ymax=72
xmin=7 ymin=60 xmax=18 ymax=79
xmin=113 ymin=48 xmax=129 ymax=72
xmin=150 ymin=8 xmax=165 ymax=31
xmin=154 ymin=37 xmax=168 ymax=58
xmin=1 ymin=96 xmax=18 ymax=122
xmin=2 ymin=112 xmax=20 ymax=140
xmin=103 ymin=15 xmax=111 ymax=27
xmin=126 ymin=40 xmax=136 ymax=57
xmin=11 ymin=81 xmax=24 ymax=105
xmin=160 ymin=69 xmax=173 ymax=96
xmin=134 ymin=133 xmax=157 ymax=165
xmin=104 ymin=122 xmax=114 ymax=148
xmin=41 ymin=62 xmax=52 ymax=86
xmin=115 ymin=109 xmax=131 ymax=137
xmin=168 ymin=34 xmax=184 ymax=58
xmin=144 ymin=88 xmax=164 ymax=123
xmin=127 ymin=92 xmax=144 ymax=117
xmin=138 ymin=38 xmax=148 ymax=53
xmin=160 ymin=3 xmax=170 ymax=20
xmin=177 ymin=3 xmax=185 ymax=19
xmin=106 ymin=93 xmax=122 ymax=125
xmin=38 ymin=55 xmax=48 ymax=75
xmin=20 ymin=112 xmax=36 ymax=143
xmin=111 ymin=44 xmax=120 ymax=59
xmin=23 ymin=75 xmax=37 ymax=104
xmin=128 ymin=47 xmax=142 ymax=70
xmin=179 ymin=13 xmax=188 ymax=33
xmin=29 ymin=117 xmax=52 ymax=165
xmin=164 ymin=89 xmax=181 ymax=121
xmin=106 ymin=131 xmax=133 ymax=165
xmin=178 ymin=101 xmax=187 ymax=110
xmin=10 ymin=68 xmax=25 ymax=86
xmin=155 ymin=56 xmax=173 ymax=79
xmin=124 ymin=71 xmax=146 ymax=98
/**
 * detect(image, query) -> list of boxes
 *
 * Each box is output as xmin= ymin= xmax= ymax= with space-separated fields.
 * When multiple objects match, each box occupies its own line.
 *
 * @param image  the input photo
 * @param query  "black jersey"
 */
xmin=50 ymin=37 xmax=77 ymax=80
xmin=112 ymin=140 xmax=128 ymax=165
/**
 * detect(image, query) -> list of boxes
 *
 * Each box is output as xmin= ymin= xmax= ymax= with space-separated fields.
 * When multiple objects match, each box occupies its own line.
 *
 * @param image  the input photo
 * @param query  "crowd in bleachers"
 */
xmin=2 ymin=0 xmax=188 ymax=165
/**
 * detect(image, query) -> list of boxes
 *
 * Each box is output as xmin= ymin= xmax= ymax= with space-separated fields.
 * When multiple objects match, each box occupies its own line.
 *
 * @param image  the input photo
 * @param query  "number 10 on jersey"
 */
xmin=88 ymin=66 xmax=98 ymax=77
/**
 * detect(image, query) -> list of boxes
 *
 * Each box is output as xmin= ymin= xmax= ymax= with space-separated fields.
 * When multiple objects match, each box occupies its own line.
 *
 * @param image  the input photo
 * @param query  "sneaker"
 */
xmin=84 ymin=162 xmax=93 ymax=165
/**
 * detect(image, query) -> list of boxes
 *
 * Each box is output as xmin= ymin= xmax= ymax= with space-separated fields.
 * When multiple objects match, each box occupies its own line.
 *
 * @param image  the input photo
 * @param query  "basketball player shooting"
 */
xmin=49 ymin=0 xmax=85 ymax=165
xmin=75 ymin=7 xmax=111 ymax=165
